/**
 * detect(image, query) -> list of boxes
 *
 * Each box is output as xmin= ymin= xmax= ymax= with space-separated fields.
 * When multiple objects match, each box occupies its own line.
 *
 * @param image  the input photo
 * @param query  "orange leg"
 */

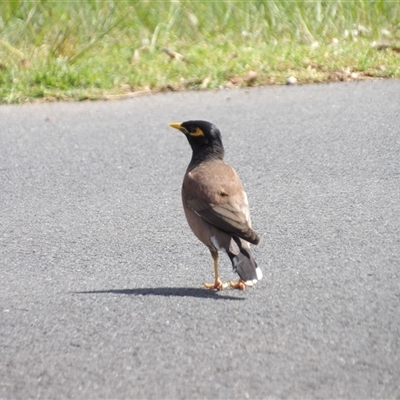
xmin=204 ymin=251 xmax=228 ymax=290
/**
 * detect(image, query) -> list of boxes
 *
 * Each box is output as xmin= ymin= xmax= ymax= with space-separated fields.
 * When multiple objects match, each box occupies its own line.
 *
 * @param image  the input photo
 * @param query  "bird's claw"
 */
xmin=205 ymin=278 xmax=253 ymax=291
xmin=229 ymin=279 xmax=252 ymax=291
xmin=204 ymin=279 xmax=228 ymax=291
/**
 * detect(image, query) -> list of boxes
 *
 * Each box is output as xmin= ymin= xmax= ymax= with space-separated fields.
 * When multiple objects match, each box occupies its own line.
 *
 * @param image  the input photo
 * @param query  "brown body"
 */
xmin=182 ymin=159 xmax=258 ymax=253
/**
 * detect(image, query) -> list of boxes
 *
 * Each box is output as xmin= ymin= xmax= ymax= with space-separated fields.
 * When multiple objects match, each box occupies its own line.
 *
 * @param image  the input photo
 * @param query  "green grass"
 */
xmin=0 ymin=0 xmax=399 ymax=103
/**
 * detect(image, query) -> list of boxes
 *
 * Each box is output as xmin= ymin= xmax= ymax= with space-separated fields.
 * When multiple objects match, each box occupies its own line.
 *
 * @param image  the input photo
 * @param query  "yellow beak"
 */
xmin=168 ymin=122 xmax=182 ymax=130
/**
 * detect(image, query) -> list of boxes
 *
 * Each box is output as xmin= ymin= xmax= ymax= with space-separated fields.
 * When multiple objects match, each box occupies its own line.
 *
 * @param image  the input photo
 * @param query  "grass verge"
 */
xmin=0 ymin=0 xmax=399 ymax=103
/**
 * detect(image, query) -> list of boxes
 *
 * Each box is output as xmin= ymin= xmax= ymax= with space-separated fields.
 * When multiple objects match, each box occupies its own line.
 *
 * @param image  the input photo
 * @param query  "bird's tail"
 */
xmin=227 ymin=236 xmax=263 ymax=284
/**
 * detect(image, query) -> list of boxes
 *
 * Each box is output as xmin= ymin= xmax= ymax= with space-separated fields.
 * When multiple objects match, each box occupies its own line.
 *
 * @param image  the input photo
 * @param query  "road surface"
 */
xmin=1 ymin=80 xmax=399 ymax=398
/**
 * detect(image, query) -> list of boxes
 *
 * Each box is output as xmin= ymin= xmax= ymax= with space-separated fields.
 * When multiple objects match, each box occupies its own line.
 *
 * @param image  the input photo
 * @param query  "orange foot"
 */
xmin=204 ymin=278 xmax=228 ymax=291
xmin=229 ymin=279 xmax=253 ymax=291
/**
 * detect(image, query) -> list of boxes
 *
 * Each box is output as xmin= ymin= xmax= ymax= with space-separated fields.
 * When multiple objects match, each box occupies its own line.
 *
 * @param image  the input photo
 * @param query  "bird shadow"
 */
xmin=75 ymin=287 xmax=245 ymax=300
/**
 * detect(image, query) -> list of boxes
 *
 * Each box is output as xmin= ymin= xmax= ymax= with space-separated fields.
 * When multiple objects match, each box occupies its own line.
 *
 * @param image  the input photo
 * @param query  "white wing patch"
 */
xmin=241 ymin=191 xmax=252 ymax=227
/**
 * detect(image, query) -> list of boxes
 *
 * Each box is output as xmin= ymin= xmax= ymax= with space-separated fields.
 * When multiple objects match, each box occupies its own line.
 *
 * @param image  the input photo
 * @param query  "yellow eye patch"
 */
xmin=189 ymin=127 xmax=205 ymax=137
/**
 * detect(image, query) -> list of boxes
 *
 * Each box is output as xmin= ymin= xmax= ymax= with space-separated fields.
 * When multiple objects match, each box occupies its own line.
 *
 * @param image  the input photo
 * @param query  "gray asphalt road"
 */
xmin=1 ymin=81 xmax=399 ymax=399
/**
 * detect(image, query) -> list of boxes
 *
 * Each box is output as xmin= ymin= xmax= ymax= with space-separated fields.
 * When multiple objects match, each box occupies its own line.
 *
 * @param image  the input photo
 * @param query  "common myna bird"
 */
xmin=169 ymin=120 xmax=262 ymax=290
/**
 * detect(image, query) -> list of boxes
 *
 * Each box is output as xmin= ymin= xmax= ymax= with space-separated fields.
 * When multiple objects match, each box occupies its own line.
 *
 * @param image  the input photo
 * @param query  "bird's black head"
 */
xmin=169 ymin=120 xmax=225 ymax=165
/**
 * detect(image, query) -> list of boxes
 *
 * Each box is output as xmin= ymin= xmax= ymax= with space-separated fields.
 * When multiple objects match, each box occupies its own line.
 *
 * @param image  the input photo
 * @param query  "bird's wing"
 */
xmin=183 ymin=161 xmax=260 ymax=245
xmin=186 ymin=197 xmax=247 ymax=230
